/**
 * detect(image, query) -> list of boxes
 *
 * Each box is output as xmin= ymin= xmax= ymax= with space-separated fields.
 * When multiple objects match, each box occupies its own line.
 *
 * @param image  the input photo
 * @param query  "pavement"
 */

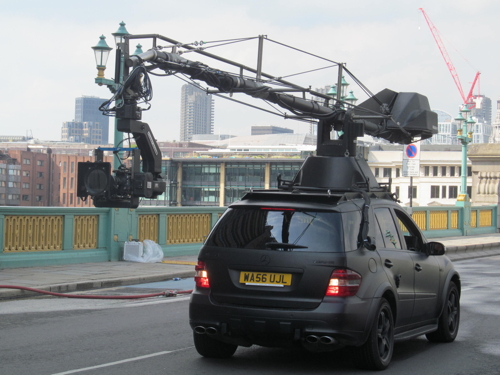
xmin=1 ymin=234 xmax=500 ymax=300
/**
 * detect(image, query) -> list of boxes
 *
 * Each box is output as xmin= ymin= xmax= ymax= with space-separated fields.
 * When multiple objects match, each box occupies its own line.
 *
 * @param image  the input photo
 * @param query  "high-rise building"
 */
xmin=470 ymin=95 xmax=493 ymax=144
xmin=75 ymin=96 xmax=110 ymax=144
xmin=180 ymin=84 xmax=214 ymax=142
xmin=491 ymin=97 xmax=500 ymax=143
xmin=471 ymin=95 xmax=492 ymax=125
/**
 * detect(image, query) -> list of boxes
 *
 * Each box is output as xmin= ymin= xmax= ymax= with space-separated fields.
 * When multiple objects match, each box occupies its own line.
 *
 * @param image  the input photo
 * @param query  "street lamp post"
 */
xmin=91 ymin=21 xmax=130 ymax=169
xmin=326 ymin=77 xmax=358 ymax=139
xmin=455 ymin=105 xmax=474 ymax=205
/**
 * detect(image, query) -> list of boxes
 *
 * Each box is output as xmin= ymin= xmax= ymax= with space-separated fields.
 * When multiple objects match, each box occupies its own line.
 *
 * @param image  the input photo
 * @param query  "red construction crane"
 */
xmin=419 ymin=8 xmax=481 ymax=107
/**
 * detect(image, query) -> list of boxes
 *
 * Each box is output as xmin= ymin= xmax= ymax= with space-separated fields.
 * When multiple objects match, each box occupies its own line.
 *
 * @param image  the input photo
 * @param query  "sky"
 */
xmin=1 ymin=0 xmax=498 ymax=143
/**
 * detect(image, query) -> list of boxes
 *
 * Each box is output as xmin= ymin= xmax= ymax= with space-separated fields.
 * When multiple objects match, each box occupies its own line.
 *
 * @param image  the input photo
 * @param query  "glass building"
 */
xmin=141 ymin=158 xmax=303 ymax=207
xmin=74 ymin=96 xmax=110 ymax=144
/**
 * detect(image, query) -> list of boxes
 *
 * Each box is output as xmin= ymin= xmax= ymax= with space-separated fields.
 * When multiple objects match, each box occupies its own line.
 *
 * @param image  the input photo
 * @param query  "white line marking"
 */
xmin=51 ymin=347 xmax=192 ymax=374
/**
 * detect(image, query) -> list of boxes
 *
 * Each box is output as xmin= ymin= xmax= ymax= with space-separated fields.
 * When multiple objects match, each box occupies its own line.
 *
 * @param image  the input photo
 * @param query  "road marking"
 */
xmin=51 ymin=347 xmax=193 ymax=374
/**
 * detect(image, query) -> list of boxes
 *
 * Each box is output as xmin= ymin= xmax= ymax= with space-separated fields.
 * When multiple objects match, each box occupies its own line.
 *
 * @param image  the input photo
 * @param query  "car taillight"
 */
xmin=195 ymin=261 xmax=210 ymax=288
xmin=325 ymin=269 xmax=361 ymax=297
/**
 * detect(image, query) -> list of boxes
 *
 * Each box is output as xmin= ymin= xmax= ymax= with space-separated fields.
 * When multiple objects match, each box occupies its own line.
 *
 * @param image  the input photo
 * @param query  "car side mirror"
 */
xmin=425 ymin=241 xmax=445 ymax=256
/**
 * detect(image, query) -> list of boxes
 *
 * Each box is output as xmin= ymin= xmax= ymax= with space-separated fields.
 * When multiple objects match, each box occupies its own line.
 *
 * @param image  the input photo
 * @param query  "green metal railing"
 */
xmin=0 ymin=204 xmax=497 ymax=269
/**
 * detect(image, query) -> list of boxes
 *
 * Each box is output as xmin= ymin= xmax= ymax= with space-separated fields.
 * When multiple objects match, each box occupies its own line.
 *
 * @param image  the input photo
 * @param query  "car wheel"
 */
xmin=193 ymin=331 xmax=238 ymax=358
xmin=354 ymin=298 xmax=394 ymax=370
xmin=426 ymin=282 xmax=460 ymax=343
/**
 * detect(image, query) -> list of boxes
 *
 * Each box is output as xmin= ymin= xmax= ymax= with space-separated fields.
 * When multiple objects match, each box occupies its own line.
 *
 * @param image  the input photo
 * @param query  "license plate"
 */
xmin=239 ymin=271 xmax=292 ymax=287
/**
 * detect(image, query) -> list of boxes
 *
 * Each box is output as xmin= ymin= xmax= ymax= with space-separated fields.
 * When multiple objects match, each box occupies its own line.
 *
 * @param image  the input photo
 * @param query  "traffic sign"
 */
xmin=405 ymin=144 xmax=418 ymax=159
xmin=402 ymin=143 xmax=420 ymax=177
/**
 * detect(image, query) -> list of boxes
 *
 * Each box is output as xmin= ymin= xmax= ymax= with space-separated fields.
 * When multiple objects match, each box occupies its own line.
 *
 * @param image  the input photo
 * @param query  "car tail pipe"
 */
xmin=305 ymin=335 xmax=337 ymax=345
xmin=194 ymin=326 xmax=218 ymax=335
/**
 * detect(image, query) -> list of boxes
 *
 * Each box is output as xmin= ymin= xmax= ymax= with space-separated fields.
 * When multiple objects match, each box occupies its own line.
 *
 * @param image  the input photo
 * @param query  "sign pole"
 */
xmin=410 ymin=176 xmax=413 ymax=208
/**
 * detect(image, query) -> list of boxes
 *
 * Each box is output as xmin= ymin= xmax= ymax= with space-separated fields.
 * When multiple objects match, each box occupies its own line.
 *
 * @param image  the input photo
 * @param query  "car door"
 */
xmin=374 ymin=207 xmax=415 ymax=328
xmin=394 ymin=208 xmax=440 ymax=323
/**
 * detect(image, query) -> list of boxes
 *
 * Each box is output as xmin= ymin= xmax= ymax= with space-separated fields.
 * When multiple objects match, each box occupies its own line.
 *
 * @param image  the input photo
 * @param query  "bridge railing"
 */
xmin=0 ymin=204 xmax=497 ymax=268
xmin=409 ymin=205 xmax=498 ymax=238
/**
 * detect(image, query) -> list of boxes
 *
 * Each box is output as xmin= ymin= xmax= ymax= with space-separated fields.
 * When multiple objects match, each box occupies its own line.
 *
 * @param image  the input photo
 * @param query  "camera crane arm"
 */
xmin=127 ymin=49 xmax=437 ymax=146
xmin=78 ymin=37 xmax=437 ymax=209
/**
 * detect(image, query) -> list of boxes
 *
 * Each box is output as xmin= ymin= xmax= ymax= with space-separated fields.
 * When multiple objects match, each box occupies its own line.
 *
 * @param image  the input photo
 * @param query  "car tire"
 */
xmin=354 ymin=298 xmax=394 ymax=371
xmin=426 ymin=282 xmax=460 ymax=343
xmin=193 ymin=331 xmax=238 ymax=358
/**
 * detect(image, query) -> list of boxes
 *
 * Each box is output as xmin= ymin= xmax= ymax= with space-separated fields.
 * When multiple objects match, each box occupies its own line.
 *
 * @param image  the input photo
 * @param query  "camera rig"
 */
xmin=77 ymin=34 xmax=438 ymax=208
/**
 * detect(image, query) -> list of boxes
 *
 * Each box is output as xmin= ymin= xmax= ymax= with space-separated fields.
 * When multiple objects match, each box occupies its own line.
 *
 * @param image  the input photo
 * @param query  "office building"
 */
xmin=180 ymin=84 xmax=214 ymax=142
xmin=74 ymin=96 xmax=110 ymax=144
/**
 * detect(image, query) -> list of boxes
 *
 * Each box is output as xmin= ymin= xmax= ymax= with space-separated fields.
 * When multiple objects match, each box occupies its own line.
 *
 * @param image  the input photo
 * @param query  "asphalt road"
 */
xmin=1 ymin=256 xmax=500 ymax=375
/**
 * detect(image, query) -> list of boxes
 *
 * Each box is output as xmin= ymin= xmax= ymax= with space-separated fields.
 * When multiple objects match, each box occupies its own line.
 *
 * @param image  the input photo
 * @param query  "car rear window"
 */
xmin=205 ymin=207 xmax=344 ymax=252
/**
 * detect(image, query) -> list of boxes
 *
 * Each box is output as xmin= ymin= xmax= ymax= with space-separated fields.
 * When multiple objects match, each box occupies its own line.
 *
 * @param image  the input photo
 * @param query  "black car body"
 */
xmin=189 ymin=88 xmax=456 ymax=370
xmin=189 ymin=157 xmax=461 ymax=370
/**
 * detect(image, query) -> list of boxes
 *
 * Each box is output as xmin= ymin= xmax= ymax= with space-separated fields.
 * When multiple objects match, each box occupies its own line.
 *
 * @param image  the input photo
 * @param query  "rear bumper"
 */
xmin=189 ymin=290 xmax=376 ymax=348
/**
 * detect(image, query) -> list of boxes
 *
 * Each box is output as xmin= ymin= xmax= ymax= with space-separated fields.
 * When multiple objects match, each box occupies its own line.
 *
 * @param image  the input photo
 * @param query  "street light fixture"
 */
xmin=91 ymin=35 xmax=112 ymax=79
xmin=132 ymin=43 xmax=143 ymax=56
xmin=112 ymin=21 xmax=130 ymax=46
xmin=344 ymin=91 xmax=358 ymax=106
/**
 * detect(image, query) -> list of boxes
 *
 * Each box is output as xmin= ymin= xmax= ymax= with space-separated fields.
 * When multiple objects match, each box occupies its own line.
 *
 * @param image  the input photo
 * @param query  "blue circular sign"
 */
xmin=406 ymin=144 xmax=418 ymax=159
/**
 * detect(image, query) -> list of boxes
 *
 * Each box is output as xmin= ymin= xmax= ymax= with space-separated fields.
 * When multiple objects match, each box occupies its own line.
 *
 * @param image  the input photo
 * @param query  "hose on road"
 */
xmin=0 ymin=285 xmax=193 ymax=299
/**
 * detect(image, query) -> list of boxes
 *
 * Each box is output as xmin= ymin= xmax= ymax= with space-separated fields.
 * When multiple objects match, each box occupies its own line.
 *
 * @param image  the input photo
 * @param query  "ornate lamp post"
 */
xmin=455 ymin=105 xmax=474 ymax=204
xmin=91 ymin=22 xmax=131 ymax=168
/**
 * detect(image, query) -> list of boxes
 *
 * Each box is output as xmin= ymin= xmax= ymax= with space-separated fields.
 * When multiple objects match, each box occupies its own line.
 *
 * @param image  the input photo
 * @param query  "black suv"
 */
xmin=189 ymin=90 xmax=459 ymax=370
xmin=189 ymin=155 xmax=460 ymax=371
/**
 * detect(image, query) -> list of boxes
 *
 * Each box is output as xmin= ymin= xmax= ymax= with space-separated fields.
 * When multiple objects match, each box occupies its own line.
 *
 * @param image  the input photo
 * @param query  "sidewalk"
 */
xmin=1 ymin=234 xmax=500 ymax=300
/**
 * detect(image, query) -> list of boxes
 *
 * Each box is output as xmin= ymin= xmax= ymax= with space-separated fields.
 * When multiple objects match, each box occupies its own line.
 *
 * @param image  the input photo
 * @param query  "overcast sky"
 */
xmin=1 ymin=0 xmax=498 ymax=142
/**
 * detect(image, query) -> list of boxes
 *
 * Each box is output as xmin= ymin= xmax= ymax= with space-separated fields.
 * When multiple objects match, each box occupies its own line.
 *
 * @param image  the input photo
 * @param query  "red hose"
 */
xmin=0 ymin=285 xmax=193 ymax=299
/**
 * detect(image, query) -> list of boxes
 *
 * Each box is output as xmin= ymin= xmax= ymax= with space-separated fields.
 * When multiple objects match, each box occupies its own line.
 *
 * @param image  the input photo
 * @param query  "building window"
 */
xmin=22 ymin=183 xmax=30 ymax=189
xmin=62 ymin=193 xmax=66 ymax=204
xmin=63 ymin=177 xmax=67 ymax=189
xmin=408 ymin=186 xmax=417 ymax=199
xmin=467 ymin=167 xmax=472 ymax=177
xmin=433 ymin=166 xmax=438 ymax=176
xmin=22 ymin=195 xmax=30 ymax=201
xmin=270 ymin=162 xmax=302 ymax=188
xmin=467 ymin=186 xmax=472 ymax=197
xmin=450 ymin=166 xmax=456 ymax=177
xmin=23 ymin=170 xmax=30 ymax=177
xmin=37 ymin=160 xmax=44 ymax=166
xmin=71 ymin=162 xmax=75 ymax=173
xmin=424 ymin=166 xmax=430 ymax=176
xmin=70 ymin=177 xmax=74 ymax=189
xmin=383 ymin=168 xmax=391 ymax=178
xmin=395 ymin=168 xmax=400 ymax=178
xmin=441 ymin=166 xmax=446 ymax=176
xmin=430 ymin=185 xmax=440 ymax=198
xmin=23 ymin=158 xmax=31 ymax=165
xmin=442 ymin=186 xmax=447 ymax=198
xmin=374 ymin=168 xmax=380 ymax=177
xmin=37 ymin=172 xmax=44 ymax=178
xmin=36 ymin=196 xmax=43 ymax=202
xmin=70 ymin=193 xmax=73 ymax=205
xmin=449 ymin=186 xmax=458 ymax=199
xmin=63 ymin=162 xmax=67 ymax=173
xmin=395 ymin=186 xmax=400 ymax=198
xmin=36 ymin=184 xmax=44 ymax=190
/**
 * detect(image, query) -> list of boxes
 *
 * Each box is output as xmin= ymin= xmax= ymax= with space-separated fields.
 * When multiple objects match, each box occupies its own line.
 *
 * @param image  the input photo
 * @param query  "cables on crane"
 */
xmin=99 ymin=65 xmax=153 ymax=116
